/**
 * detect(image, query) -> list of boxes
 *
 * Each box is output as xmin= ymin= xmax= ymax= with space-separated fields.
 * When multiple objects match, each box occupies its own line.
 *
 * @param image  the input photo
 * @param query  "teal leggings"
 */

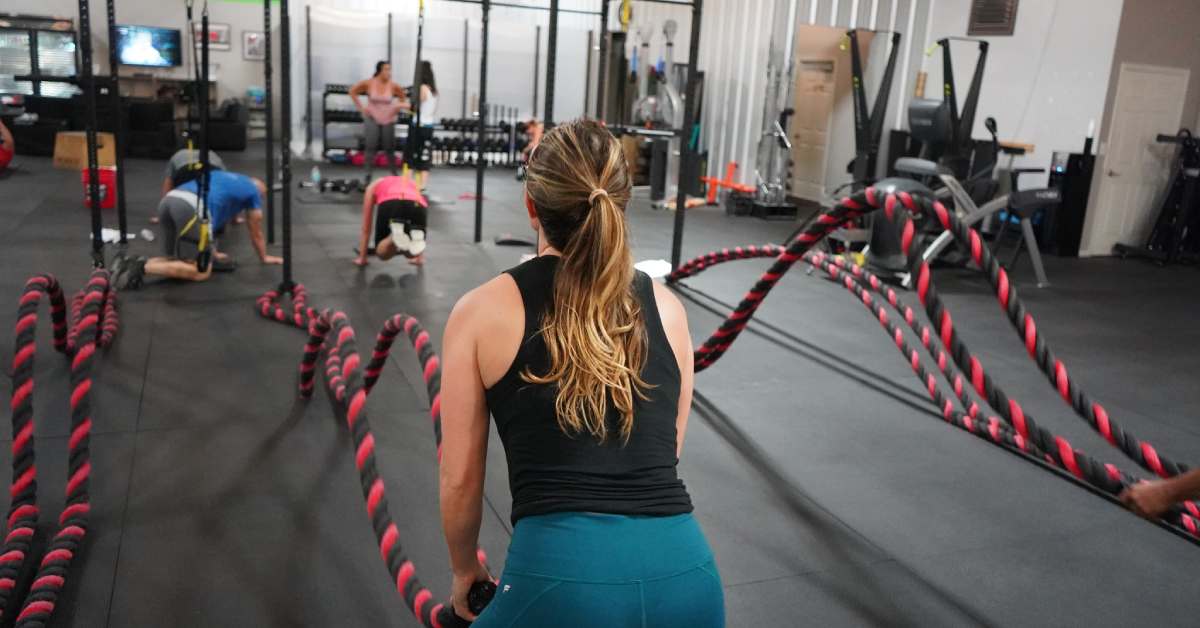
xmin=472 ymin=512 xmax=724 ymax=628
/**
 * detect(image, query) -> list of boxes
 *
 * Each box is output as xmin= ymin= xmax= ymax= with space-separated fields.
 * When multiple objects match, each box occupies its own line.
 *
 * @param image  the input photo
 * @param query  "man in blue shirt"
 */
xmin=112 ymin=170 xmax=281 ymax=288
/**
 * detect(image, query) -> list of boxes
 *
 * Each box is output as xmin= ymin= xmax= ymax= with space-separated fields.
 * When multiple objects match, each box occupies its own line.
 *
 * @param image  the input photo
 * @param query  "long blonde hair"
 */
xmin=522 ymin=119 xmax=649 ymax=443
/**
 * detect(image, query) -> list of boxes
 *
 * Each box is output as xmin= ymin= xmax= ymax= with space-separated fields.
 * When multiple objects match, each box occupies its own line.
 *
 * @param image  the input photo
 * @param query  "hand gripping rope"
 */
xmin=258 ymin=287 xmax=493 ymax=627
xmin=3 ymin=271 xmax=117 ymax=627
xmin=667 ymin=189 xmax=1200 ymax=543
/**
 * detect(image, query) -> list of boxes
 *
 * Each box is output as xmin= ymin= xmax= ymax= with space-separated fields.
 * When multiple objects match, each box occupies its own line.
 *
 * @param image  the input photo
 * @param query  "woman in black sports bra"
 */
xmin=439 ymin=119 xmax=724 ymax=627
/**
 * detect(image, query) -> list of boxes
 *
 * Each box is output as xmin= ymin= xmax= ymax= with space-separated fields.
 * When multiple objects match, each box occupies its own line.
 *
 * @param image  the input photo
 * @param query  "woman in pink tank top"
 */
xmin=349 ymin=61 xmax=410 ymax=181
xmin=355 ymin=175 xmax=429 ymax=268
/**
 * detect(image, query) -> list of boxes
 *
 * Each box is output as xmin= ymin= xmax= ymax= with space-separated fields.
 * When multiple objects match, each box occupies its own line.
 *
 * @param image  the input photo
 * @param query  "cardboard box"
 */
xmin=53 ymin=132 xmax=116 ymax=170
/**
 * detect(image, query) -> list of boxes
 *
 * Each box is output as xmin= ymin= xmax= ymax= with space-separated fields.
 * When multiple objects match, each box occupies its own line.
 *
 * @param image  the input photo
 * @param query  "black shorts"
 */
xmin=374 ymin=200 xmax=427 ymax=248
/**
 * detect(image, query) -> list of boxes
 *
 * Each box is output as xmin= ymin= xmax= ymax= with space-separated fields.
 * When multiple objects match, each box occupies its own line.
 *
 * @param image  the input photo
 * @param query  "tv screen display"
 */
xmin=115 ymin=25 xmax=182 ymax=68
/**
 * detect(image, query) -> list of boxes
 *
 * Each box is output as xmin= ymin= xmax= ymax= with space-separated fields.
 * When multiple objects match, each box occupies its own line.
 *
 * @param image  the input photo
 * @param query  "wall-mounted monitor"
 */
xmin=115 ymin=25 xmax=182 ymax=68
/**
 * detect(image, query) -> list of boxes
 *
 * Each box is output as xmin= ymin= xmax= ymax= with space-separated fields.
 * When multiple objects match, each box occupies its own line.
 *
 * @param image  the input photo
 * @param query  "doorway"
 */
xmin=788 ymin=25 xmax=873 ymax=202
xmin=1082 ymin=63 xmax=1190 ymax=256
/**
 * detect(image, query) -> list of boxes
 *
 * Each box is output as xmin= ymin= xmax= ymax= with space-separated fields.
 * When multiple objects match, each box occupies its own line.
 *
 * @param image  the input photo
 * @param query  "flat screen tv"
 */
xmin=115 ymin=25 xmax=182 ymax=68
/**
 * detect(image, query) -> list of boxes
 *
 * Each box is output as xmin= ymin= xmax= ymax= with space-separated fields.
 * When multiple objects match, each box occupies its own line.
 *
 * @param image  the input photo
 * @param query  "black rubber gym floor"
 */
xmin=3 ymin=145 xmax=1200 ymax=627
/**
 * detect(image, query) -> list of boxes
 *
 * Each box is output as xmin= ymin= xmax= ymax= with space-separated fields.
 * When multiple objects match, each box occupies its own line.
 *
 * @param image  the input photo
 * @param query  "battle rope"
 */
xmin=672 ymin=194 xmax=871 ymax=370
xmin=800 ymin=252 xmax=1200 ymax=542
xmin=809 ymin=251 xmax=1200 ymax=519
xmin=4 ymin=271 xmax=117 ymax=627
xmin=669 ymin=190 xmax=1194 ymax=482
xmin=258 ymin=286 xmax=489 ymax=627
xmin=909 ymin=199 xmax=1189 ymax=480
xmin=667 ymin=190 xmax=1199 ymax=540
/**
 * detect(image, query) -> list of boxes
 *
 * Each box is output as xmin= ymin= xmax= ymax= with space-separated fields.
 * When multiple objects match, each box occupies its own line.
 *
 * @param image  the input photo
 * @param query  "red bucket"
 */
xmin=81 ymin=166 xmax=118 ymax=210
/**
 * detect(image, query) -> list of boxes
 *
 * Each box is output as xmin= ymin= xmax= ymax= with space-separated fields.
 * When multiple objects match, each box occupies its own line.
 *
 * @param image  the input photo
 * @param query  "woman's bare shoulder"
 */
xmin=450 ymin=273 xmax=521 ymax=325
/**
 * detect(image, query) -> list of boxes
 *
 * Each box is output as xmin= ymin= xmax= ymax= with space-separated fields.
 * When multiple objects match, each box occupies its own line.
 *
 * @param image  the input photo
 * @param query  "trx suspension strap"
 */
xmin=195 ymin=0 xmax=213 ymax=270
xmin=408 ymin=0 xmax=425 ymax=168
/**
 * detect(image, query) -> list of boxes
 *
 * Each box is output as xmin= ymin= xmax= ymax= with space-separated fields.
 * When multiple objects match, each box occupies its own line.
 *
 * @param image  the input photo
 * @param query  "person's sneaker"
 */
xmin=110 ymin=253 xmax=147 ymax=291
xmin=388 ymin=220 xmax=413 ymax=254
xmin=408 ymin=229 xmax=427 ymax=257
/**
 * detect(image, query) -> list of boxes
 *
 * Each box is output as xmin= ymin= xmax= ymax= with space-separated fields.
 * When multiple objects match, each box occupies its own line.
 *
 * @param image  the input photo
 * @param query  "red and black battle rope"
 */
xmin=668 ymin=191 xmax=876 ymax=371
xmin=808 ymin=250 xmax=1200 ymax=520
xmin=902 ymin=197 xmax=1189 ymax=480
xmin=261 ymin=289 xmax=489 ymax=627
xmin=800 ymin=252 xmax=1200 ymax=541
xmin=256 ymin=283 xmax=315 ymax=330
xmin=671 ymin=191 xmax=1194 ymax=483
xmin=669 ymin=190 xmax=1199 ymax=538
xmin=4 ymin=271 xmax=117 ymax=627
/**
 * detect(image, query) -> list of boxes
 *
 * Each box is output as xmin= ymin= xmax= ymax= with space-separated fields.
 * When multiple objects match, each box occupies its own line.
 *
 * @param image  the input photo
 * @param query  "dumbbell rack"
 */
xmin=427 ymin=104 xmax=529 ymax=170
xmin=321 ymin=83 xmax=414 ymax=161
xmin=319 ymin=87 xmax=529 ymax=170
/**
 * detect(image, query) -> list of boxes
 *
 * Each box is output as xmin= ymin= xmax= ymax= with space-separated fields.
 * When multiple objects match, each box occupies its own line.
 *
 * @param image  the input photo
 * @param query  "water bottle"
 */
xmin=310 ymin=165 xmax=322 ymax=189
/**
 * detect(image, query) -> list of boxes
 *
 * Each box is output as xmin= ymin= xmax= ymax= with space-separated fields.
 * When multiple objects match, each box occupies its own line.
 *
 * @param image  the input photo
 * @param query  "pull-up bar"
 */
xmin=445 ymin=0 xmax=601 ymax=16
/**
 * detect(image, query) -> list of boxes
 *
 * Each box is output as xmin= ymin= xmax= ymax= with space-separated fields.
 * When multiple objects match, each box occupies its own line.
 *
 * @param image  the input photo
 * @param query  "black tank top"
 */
xmin=485 ymin=256 xmax=694 ymax=525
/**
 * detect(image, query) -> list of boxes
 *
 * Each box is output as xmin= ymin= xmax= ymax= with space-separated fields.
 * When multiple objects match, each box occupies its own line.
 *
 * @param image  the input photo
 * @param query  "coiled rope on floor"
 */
xmin=259 ymin=285 xmax=483 ymax=628
xmin=4 ymin=270 xmax=117 ymax=627
xmin=667 ymin=189 xmax=1199 ymax=541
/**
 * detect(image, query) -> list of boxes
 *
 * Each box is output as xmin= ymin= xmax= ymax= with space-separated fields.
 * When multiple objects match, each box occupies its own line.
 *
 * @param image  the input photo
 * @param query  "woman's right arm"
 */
xmin=348 ymin=80 xmax=368 ymax=113
xmin=440 ymin=288 xmax=494 ymax=618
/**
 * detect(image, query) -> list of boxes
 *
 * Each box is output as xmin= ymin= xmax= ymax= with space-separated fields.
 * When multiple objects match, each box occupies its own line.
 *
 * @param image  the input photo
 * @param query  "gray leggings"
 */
xmin=363 ymin=118 xmax=398 ymax=178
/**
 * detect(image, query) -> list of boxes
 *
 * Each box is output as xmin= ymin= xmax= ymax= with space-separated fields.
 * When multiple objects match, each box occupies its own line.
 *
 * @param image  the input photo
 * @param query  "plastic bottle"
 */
xmin=310 ymin=165 xmax=322 ymax=189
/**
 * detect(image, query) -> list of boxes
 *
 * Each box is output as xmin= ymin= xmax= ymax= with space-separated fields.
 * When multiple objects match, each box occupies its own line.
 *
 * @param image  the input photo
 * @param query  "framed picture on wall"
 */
xmin=192 ymin=22 xmax=231 ymax=51
xmin=243 ymin=31 xmax=266 ymax=61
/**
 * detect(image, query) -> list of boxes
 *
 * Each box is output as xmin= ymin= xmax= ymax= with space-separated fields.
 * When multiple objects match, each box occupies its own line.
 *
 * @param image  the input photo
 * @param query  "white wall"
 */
xmin=3 ymin=0 xmax=281 ymax=104
xmin=925 ymin=0 xmax=1124 ymax=184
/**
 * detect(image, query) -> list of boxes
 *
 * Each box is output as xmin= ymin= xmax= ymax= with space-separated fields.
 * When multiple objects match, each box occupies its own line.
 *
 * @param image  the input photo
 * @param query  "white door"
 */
xmin=791 ymin=59 xmax=836 ymax=201
xmin=1082 ymin=63 xmax=1190 ymax=256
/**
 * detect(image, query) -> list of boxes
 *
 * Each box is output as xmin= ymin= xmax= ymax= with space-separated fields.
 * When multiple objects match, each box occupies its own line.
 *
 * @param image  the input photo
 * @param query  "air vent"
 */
xmin=968 ymin=0 xmax=1019 ymax=36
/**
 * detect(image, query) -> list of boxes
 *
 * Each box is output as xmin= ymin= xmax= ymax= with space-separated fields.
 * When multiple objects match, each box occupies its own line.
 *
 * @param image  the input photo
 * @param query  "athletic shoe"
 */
xmin=110 ymin=253 xmax=147 ymax=291
xmin=388 ymin=220 xmax=413 ymax=255
xmin=408 ymin=229 xmax=427 ymax=257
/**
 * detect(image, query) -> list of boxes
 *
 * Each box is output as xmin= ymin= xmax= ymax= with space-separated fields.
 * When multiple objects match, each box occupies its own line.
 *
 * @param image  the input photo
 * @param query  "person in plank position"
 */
xmin=112 ymin=170 xmax=281 ymax=289
xmin=353 ymin=173 xmax=429 ymax=267
xmin=151 ymin=147 xmax=227 ymax=223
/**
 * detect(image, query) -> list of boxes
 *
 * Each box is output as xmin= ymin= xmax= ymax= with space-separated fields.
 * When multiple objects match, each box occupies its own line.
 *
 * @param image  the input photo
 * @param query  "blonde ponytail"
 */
xmin=521 ymin=119 xmax=649 ymax=443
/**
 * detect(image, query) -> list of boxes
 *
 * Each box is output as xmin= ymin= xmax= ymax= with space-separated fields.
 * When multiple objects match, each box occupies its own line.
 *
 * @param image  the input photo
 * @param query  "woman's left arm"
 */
xmin=440 ymin=290 xmax=492 ymax=608
xmin=653 ymin=282 xmax=694 ymax=458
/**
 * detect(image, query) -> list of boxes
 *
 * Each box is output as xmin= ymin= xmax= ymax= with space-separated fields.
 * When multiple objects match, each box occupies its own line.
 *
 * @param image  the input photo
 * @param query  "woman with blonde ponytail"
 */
xmin=439 ymin=119 xmax=724 ymax=626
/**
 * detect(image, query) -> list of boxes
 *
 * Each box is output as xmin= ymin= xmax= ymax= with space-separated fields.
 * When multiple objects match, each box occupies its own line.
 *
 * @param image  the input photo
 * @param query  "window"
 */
xmin=0 ymin=29 xmax=33 ymax=77
xmin=37 ymin=31 xmax=77 ymax=77
xmin=0 ymin=22 xmax=78 ymax=96
xmin=968 ymin=0 xmax=1019 ymax=37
